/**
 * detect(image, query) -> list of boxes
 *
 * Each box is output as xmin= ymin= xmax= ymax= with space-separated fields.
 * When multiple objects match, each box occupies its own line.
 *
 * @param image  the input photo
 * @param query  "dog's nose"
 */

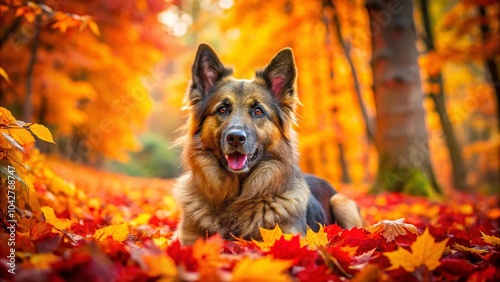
xmin=226 ymin=129 xmax=246 ymax=147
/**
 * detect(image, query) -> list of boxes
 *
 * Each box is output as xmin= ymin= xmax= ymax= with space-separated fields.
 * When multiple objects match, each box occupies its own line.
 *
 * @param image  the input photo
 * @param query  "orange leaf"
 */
xmin=0 ymin=67 xmax=10 ymax=83
xmin=0 ymin=4 xmax=9 ymax=14
xmin=41 ymin=206 xmax=72 ymax=230
xmin=384 ymin=228 xmax=449 ymax=272
xmin=52 ymin=14 xmax=71 ymax=33
xmin=231 ymin=256 xmax=293 ymax=282
xmin=143 ymin=254 xmax=178 ymax=278
xmin=87 ymin=19 xmax=100 ymax=36
xmin=193 ymin=235 xmax=224 ymax=267
xmin=367 ymin=218 xmax=418 ymax=242
xmin=93 ymin=223 xmax=129 ymax=242
xmin=351 ymin=264 xmax=387 ymax=282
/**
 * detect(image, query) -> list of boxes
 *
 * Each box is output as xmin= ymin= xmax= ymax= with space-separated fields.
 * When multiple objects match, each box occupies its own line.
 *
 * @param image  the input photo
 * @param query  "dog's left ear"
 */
xmin=257 ymin=48 xmax=297 ymax=105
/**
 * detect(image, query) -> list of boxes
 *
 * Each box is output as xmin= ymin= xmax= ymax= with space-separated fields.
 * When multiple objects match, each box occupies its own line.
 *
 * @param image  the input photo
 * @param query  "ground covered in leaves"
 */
xmin=1 ymin=153 xmax=499 ymax=281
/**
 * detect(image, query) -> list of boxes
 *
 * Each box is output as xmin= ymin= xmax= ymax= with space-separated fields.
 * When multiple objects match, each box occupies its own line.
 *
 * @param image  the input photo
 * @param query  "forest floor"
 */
xmin=1 ymin=152 xmax=499 ymax=281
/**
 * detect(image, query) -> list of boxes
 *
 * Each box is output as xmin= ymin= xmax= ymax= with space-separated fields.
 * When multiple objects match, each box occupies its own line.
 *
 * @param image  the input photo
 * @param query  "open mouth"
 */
xmin=224 ymin=152 xmax=248 ymax=171
xmin=223 ymin=150 xmax=259 ymax=171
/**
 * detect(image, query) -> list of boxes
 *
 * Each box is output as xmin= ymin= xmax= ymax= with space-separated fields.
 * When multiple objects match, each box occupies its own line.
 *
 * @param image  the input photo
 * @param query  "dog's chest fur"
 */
xmin=173 ymin=171 xmax=310 ymax=243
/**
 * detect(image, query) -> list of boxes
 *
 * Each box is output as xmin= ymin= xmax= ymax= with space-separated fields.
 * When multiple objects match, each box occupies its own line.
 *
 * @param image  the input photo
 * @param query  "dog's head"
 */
xmin=185 ymin=43 xmax=299 ymax=174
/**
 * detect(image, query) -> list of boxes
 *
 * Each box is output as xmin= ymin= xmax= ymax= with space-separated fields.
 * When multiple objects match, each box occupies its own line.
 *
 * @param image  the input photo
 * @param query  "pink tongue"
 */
xmin=225 ymin=153 xmax=248 ymax=170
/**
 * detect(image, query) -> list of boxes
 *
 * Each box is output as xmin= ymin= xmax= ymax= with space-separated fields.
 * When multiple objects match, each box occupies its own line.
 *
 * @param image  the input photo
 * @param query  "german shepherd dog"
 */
xmin=173 ymin=44 xmax=364 ymax=245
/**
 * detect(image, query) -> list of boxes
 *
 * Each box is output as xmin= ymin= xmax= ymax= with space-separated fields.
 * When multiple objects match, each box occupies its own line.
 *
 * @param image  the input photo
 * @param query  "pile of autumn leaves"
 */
xmin=1 ymin=156 xmax=498 ymax=282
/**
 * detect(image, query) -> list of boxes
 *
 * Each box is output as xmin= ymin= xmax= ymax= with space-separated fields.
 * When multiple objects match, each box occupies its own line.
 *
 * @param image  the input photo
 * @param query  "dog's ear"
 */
xmin=190 ymin=44 xmax=232 ymax=102
xmin=257 ymin=48 xmax=297 ymax=104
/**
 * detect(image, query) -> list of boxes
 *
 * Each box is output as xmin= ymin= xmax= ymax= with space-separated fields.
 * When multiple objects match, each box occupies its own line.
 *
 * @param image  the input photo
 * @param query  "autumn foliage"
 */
xmin=1 ymin=0 xmax=500 ymax=280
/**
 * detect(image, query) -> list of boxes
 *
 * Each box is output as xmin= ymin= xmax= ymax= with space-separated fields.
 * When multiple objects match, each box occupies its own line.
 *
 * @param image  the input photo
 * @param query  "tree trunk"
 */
xmin=23 ymin=14 xmax=41 ymax=123
xmin=324 ymin=0 xmax=376 ymax=146
xmin=366 ymin=0 xmax=440 ymax=195
xmin=478 ymin=4 xmax=500 ymax=125
xmin=420 ymin=0 xmax=467 ymax=191
xmin=321 ymin=1 xmax=352 ymax=183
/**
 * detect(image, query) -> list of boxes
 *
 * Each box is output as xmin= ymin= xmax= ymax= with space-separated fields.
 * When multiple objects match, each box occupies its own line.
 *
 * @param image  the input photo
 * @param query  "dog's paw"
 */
xmin=330 ymin=194 xmax=366 ymax=229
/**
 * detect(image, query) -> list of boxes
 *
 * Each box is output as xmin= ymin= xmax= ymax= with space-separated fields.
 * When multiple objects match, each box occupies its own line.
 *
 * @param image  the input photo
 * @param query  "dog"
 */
xmin=173 ymin=44 xmax=365 ymax=245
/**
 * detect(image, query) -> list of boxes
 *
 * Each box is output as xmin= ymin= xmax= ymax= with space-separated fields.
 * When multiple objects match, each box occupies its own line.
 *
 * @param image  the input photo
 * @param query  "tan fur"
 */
xmin=330 ymin=194 xmax=366 ymax=228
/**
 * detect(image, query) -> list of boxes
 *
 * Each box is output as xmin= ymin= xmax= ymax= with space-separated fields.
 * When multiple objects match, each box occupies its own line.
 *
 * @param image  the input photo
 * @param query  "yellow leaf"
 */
xmin=93 ymin=223 xmax=129 ymax=242
xmin=143 ymin=254 xmax=178 ymax=278
xmin=0 ymin=107 xmax=16 ymax=126
xmin=9 ymin=128 xmax=35 ymax=147
xmin=452 ymin=243 xmax=488 ymax=255
xmin=29 ymin=253 xmax=60 ymax=270
xmin=0 ymin=67 xmax=10 ymax=83
xmin=29 ymin=123 xmax=55 ymax=144
xmin=252 ymin=224 xmax=294 ymax=251
xmin=231 ymin=256 xmax=293 ymax=282
xmin=367 ymin=218 xmax=418 ymax=242
xmin=300 ymin=224 xmax=330 ymax=250
xmin=384 ymin=228 xmax=449 ymax=272
xmin=1 ymin=132 xmax=23 ymax=151
xmin=481 ymin=232 xmax=500 ymax=247
xmin=152 ymin=237 xmax=168 ymax=248
xmin=131 ymin=212 xmax=151 ymax=226
xmin=41 ymin=206 xmax=72 ymax=230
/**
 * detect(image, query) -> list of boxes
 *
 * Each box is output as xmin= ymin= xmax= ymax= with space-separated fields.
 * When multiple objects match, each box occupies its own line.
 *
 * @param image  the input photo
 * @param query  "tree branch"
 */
xmin=0 ymin=17 xmax=21 ymax=49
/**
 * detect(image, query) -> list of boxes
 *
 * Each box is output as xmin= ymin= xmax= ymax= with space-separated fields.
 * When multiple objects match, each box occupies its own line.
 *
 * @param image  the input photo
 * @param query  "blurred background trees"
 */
xmin=1 ymin=0 xmax=498 ymax=195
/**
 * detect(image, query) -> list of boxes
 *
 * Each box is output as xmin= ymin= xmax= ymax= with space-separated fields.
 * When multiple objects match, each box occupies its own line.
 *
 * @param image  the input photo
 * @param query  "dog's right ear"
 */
xmin=190 ymin=44 xmax=232 ymax=103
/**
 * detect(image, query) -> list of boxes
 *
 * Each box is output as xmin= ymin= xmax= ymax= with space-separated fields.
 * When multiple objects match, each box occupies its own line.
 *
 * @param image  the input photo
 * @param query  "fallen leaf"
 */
xmin=28 ymin=253 xmax=60 ymax=270
xmin=231 ymin=256 xmax=293 ymax=282
xmin=351 ymin=264 xmax=387 ymax=282
xmin=41 ymin=206 xmax=72 ymax=230
xmin=384 ymin=228 xmax=449 ymax=272
xmin=93 ymin=223 xmax=129 ymax=242
xmin=300 ymin=224 xmax=330 ymax=250
xmin=452 ymin=243 xmax=488 ymax=255
xmin=193 ymin=235 xmax=224 ymax=267
xmin=367 ymin=218 xmax=418 ymax=242
xmin=481 ymin=232 xmax=500 ymax=247
xmin=143 ymin=254 xmax=178 ymax=278
xmin=253 ymin=224 xmax=293 ymax=251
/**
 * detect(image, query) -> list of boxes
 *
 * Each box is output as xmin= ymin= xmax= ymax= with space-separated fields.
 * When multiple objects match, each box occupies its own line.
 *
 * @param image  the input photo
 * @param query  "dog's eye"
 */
xmin=218 ymin=106 xmax=227 ymax=114
xmin=253 ymin=107 xmax=264 ymax=116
